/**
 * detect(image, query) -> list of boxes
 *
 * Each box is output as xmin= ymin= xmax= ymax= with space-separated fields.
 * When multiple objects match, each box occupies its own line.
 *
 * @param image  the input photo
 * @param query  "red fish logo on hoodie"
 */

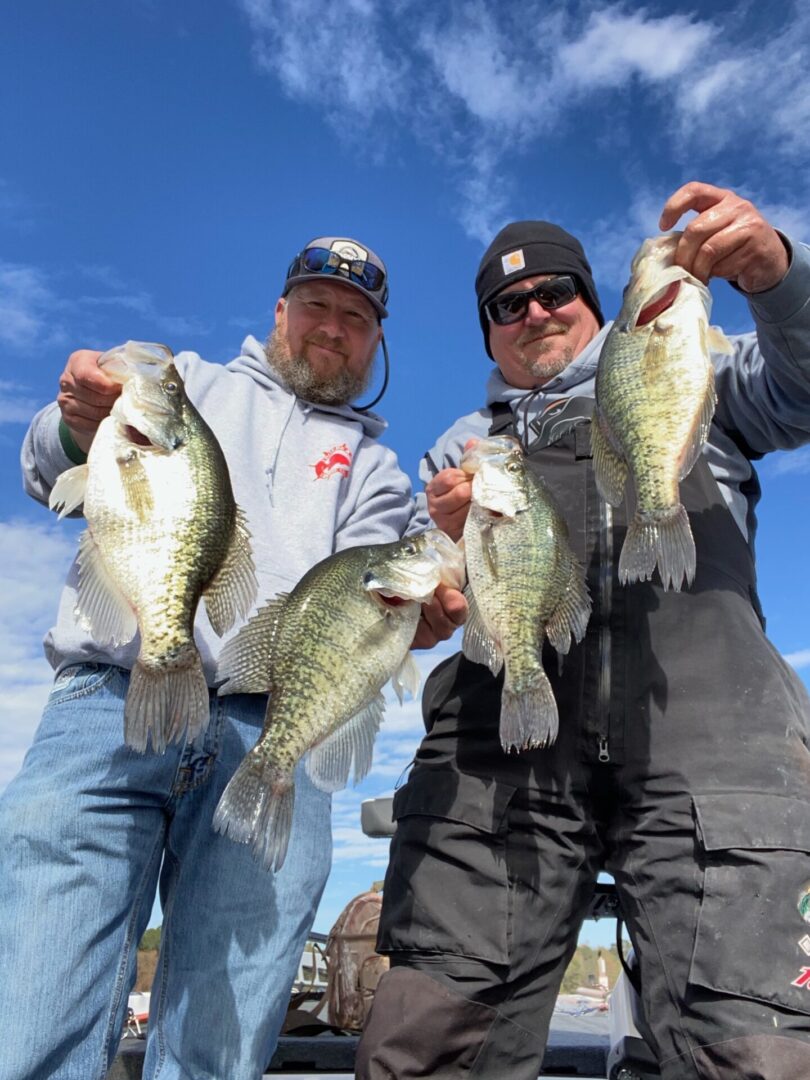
xmin=312 ymin=443 xmax=353 ymax=480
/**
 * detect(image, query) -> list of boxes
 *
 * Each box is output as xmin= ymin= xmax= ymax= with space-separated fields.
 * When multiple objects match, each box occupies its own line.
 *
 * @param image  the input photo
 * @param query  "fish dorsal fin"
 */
xmin=391 ymin=651 xmax=421 ymax=705
xmin=215 ymin=593 xmax=288 ymax=693
xmin=305 ymin=694 xmax=386 ymax=793
xmin=678 ymin=361 xmax=717 ymax=482
xmin=461 ymin=585 xmax=503 ymax=676
xmin=75 ymin=528 xmax=138 ymax=646
xmin=49 ymin=464 xmax=89 ymax=518
xmin=546 ymin=557 xmax=592 ymax=656
xmin=591 ymin=409 xmax=628 ymax=507
xmin=204 ymin=506 xmax=258 ymax=637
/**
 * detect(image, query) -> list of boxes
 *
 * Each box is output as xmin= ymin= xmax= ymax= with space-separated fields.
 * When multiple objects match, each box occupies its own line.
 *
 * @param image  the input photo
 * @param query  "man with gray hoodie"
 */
xmin=358 ymin=184 xmax=810 ymax=1080
xmin=0 ymin=236 xmax=465 ymax=1080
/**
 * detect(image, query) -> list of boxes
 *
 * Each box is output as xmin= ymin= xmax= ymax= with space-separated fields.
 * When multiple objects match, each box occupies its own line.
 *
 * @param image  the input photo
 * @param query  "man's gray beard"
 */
xmin=515 ymin=325 xmax=575 ymax=382
xmin=264 ymin=329 xmax=372 ymax=406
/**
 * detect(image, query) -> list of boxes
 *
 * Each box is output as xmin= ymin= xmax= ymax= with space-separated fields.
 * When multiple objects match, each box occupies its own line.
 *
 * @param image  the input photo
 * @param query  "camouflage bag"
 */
xmin=324 ymin=883 xmax=389 ymax=1032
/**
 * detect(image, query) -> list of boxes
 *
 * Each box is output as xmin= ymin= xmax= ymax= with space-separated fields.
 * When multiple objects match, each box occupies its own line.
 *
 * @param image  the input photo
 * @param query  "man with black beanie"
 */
xmin=357 ymin=181 xmax=810 ymax=1080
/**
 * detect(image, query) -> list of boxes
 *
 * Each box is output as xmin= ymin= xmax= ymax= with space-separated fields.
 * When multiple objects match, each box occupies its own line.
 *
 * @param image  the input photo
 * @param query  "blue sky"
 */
xmin=2 ymin=0 xmax=809 ymax=949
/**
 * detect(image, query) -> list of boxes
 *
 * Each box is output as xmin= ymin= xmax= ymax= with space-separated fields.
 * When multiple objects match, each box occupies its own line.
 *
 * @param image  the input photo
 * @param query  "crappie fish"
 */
xmin=592 ymin=232 xmax=731 ymax=590
xmin=50 ymin=341 xmax=257 ymax=752
xmin=461 ymin=436 xmax=591 ymax=752
xmin=213 ymin=528 xmax=465 ymax=872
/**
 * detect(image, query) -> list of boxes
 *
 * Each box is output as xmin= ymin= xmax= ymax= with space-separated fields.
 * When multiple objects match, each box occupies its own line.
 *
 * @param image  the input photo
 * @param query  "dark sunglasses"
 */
xmin=293 ymin=246 xmax=388 ymax=300
xmin=485 ymin=274 xmax=579 ymax=325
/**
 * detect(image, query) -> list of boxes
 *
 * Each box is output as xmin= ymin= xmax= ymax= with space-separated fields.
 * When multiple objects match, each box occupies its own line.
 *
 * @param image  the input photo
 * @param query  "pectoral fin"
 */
xmin=391 ymin=652 xmax=421 ymax=704
xmin=306 ymin=694 xmax=386 ymax=792
xmin=591 ymin=411 xmax=628 ymax=507
xmin=75 ymin=528 xmax=138 ymax=646
xmin=461 ymin=585 xmax=503 ymax=676
xmin=49 ymin=464 xmax=89 ymax=518
xmin=678 ymin=364 xmax=717 ymax=482
xmin=546 ymin=557 xmax=592 ymax=655
xmin=707 ymin=324 xmax=734 ymax=356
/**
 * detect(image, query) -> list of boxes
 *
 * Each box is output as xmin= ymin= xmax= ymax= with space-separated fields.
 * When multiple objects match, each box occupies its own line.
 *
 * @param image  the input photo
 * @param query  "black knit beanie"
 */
xmin=475 ymin=220 xmax=604 ymax=359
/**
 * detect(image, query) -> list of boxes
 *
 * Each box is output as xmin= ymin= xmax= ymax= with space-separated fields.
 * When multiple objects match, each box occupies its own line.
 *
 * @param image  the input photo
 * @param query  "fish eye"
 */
xmin=163 ymin=380 xmax=178 ymax=394
xmin=506 ymin=460 xmax=521 ymax=473
xmin=401 ymin=541 xmax=417 ymax=556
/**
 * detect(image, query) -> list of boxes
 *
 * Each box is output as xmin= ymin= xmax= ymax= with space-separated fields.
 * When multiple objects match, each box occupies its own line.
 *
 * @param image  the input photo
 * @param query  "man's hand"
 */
xmin=659 ymin=181 xmax=789 ymax=294
xmin=411 ymin=583 xmax=468 ymax=650
xmin=426 ymin=467 xmax=473 ymax=542
xmin=58 ymin=349 xmax=121 ymax=453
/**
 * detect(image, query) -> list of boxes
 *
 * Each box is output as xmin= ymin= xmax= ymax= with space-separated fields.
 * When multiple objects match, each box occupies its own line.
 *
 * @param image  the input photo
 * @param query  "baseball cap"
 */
xmin=283 ymin=236 xmax=389 ymax=319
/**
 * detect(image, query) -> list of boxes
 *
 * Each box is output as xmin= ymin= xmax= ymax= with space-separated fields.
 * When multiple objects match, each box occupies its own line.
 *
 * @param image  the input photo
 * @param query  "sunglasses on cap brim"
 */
xmin=485 ymin=274 xmax=579 ymax=325
xmin=292 ymin=246 xmax=388 ymax=303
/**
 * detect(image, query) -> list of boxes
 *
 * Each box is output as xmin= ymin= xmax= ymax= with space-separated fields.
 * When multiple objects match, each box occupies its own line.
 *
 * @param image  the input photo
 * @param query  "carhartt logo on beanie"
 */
xmin=475 ymin=220 xmax=604 ymax=359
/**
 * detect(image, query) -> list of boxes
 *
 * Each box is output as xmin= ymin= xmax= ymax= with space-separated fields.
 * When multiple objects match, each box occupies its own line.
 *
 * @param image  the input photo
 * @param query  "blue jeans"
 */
xmin=0 ymin=663 xmax=332 ymax=1080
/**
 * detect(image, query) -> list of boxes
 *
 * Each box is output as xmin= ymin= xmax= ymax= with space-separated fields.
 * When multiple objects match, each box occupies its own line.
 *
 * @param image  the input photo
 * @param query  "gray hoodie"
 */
xmin=22 ymin=335 xmax=415 ymax=681
xmin=416 ymin=238 xmax=810 ymax=553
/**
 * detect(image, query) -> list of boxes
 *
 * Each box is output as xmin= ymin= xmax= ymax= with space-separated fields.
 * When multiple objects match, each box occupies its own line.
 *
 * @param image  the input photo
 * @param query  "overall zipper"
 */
xmin=597 ymin=499 xmax=613 ymax=762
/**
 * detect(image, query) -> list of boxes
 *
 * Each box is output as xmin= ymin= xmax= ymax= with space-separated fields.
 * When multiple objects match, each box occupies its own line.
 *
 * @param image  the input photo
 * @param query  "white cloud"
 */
xmin=671 ymin=5 xmax=810 ymax=160
xmin=583 ymin=186 xmax=665 ymax=298
xmin=76 ymin=291 xmax=207 ymax=340
xmin=417 ymin=6 xmax=531 ymax=127
xmin=241 ymin=0 xmax=406 ymax=119
xmin=679 ymin=57 xmax=748 ymax=117
xmin=0 ymin=257 xmax=207 ymax=354
xmin=331 ymin=825 xmax=390 ymax=865
xmin=557 ymin=9 xmax=717 ymax=90
xmin=0 ymin=381 xmax=45 ymax=425
xmin=237 ymin=0 xmax=810 ymax=245
xmin=785 ymin=649 xmax=810 ymax=671
xmin=0 ymin=261 xmax=69 ymax=351
xmin=767 ymin=447 xmax=810 ymax=477
xmin=0 ymin=517 xmax=79 ymax=791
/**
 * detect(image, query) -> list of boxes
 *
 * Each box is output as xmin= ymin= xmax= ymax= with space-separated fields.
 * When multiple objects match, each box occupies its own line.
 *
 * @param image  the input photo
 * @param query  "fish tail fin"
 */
xmin=620 ymin=505 xmax=695 ymax=591
xmin=500 ymin=670 xmax=559 ymax=753
xmin=213 ymin=755 xmax=294 ymax=873
xmin=125 ymin=646 xmax=209 ymax=753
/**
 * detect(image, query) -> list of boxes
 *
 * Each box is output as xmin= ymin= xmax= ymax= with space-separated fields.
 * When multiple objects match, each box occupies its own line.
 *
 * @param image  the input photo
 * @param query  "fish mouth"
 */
xmin=635 ymin=280 xmax=681 ymax=327
xmin=124 ymin=424 xmax=155 ymax=448
xmin=362 ymin=569 xmax=435 ymax=608
xmin=113 ymin=408 xmax=176 ymax=451
xmin=362 ymin=579 xmax=424 ymax=610
xmin=370 ymin=590 xmax=413 ymax=609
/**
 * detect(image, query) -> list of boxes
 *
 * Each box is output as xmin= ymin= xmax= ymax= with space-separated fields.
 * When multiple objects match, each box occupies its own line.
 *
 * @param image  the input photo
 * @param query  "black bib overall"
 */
xmin=359 ymin=402 xmax=810 ymax=1080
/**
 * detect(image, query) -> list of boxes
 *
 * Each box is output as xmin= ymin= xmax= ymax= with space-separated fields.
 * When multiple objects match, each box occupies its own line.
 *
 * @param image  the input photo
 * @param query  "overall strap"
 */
xmin=487 ymin=400 xmax=514 ymax=437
